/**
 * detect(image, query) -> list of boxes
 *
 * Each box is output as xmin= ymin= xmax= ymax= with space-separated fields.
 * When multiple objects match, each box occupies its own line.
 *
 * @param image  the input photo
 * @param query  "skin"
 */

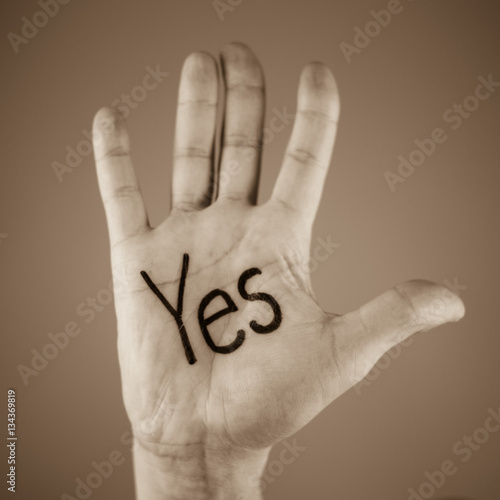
xmin=92 ymin=43 xmax=465 ymax=499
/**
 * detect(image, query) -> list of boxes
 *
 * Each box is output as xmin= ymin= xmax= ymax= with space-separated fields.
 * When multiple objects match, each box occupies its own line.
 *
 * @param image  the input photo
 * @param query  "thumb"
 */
xmin=332 ymin=280 xmax=465 ymax=387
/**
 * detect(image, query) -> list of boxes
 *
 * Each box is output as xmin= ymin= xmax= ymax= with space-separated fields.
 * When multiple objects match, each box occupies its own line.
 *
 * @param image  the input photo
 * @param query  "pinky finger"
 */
xmin=92 ymin=107 xmax=149 ymax=246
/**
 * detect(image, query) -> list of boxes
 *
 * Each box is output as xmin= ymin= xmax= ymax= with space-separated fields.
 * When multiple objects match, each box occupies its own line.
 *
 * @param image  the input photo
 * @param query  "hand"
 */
xmin=93 ymin=43 xmax=465 ymax=499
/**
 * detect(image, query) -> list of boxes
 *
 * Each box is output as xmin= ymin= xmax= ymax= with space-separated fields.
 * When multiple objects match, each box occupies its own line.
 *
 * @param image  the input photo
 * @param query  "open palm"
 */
xmin=93 ymin=43 xmax=464 ymax=463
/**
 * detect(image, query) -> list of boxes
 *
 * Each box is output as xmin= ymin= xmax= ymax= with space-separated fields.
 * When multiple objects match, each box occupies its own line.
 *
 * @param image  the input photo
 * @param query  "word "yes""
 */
xmin=141 ymin=254 xmax=282 ymax=365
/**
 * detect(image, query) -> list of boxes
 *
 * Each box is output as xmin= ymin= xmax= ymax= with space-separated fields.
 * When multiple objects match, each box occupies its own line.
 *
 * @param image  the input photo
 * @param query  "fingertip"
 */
xmin=93 ymin=106 xmax=122 ymax=124
xmin=434 ymin=282 xmax=466 ymax=323
xmin=299 ymin=62 xmax=340 ymax=117
xmin=182 ymin=51 xmax=218 ymax=84
xmin=92 ymin=107 xmax=129 ymax=159
xmin=93 ymin=106 xmax=125 ymax=138
xmin=220 ymin=41 xmax=253 ymax=60
xmin=301 ymin=62 xmax=334 ymax=86
xmin=396 ymin=279 xmax=466 ymax=328
xmin=220 ymin=42 xmax=264 ymax=86
xmin=179 ymin=51 xmax=219 ymax=107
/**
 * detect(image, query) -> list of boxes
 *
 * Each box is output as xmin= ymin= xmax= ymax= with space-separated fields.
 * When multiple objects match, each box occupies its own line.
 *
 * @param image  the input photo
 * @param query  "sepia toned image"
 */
xmin=1 ymin=1 xmax=499 ymax=499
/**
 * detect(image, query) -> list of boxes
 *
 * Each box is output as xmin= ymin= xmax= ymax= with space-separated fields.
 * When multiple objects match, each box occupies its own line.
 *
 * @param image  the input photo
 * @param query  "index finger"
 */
xmin=271 ymin=63 xmax=340 ymax=224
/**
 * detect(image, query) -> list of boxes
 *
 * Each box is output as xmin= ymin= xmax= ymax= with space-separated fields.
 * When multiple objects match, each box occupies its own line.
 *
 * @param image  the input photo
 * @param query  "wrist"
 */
xmin=133 ymin=437 xmax=271 ymax=500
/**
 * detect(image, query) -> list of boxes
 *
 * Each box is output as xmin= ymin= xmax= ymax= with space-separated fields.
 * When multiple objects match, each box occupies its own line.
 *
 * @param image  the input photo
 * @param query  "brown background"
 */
xmin=1 ymin=1 xmax=499 ymax=499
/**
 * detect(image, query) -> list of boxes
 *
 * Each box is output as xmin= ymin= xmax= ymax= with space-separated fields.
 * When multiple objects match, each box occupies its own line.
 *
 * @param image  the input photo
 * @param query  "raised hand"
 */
xmin=93 ymin=43 xmax=464 ymax=499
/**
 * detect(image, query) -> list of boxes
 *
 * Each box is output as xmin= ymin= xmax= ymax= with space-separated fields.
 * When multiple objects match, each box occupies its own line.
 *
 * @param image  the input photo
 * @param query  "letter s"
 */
xmin=238 ymin=268 xmax=282 ymax=333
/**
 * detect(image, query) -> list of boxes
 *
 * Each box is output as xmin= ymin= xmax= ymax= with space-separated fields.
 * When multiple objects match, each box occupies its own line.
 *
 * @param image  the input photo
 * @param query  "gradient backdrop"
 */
xmin=1 ymin=1 xmax=499 ymax=499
